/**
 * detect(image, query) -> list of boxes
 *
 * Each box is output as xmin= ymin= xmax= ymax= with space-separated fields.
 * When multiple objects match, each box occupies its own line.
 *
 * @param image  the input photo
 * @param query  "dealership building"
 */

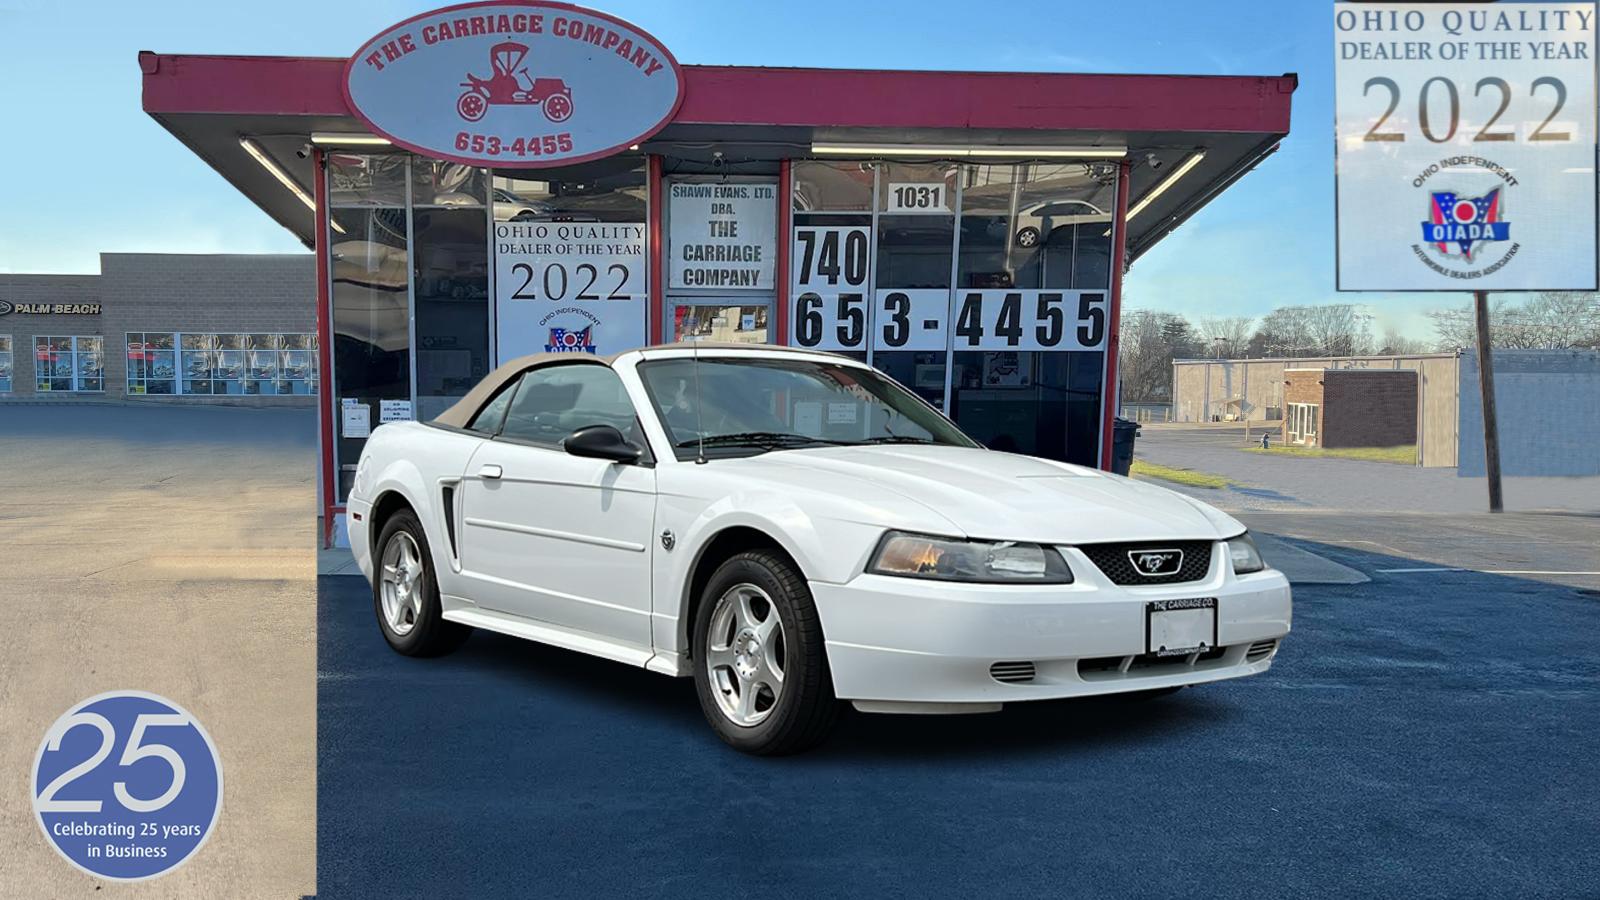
xmin=137 ymin=2 xmax=1296 ymax=544
xmin=0 ymin=253 xmax=315 ymax=403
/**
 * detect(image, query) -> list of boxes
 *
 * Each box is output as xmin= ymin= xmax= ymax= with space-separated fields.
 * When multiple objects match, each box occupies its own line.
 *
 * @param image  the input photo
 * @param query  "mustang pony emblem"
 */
xmin=1129 ymin=549 xmax=1183 ymax=577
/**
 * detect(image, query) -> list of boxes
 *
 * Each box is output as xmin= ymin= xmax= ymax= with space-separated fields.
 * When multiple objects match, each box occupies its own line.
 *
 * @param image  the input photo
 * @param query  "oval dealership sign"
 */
xmin=343 ymin=1 xmax=684 ymax=167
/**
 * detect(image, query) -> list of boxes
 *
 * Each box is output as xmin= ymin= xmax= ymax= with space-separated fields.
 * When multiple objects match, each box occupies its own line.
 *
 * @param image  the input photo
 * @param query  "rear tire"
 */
xmin=692 ymin=550 xmax=837 ymax=755
xmin=373 ymin=509 xmax=470 ymax=658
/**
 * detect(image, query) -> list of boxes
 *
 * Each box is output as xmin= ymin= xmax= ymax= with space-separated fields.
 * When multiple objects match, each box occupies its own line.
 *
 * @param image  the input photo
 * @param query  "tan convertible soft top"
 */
xmin=430 ymin=342 xmax=828 ymax=429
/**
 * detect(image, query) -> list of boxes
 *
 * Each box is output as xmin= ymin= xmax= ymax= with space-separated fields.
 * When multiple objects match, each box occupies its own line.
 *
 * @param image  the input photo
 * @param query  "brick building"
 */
xmin=0 ymin=253 xmax=315 ymax=405
xmin=1281 ymin=367 xmax=1417 ymax=449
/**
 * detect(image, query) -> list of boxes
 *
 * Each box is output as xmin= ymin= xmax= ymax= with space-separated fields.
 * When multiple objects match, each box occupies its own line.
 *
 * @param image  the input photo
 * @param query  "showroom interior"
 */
xmin=138 ymin=48 xmax=1295 ymax=544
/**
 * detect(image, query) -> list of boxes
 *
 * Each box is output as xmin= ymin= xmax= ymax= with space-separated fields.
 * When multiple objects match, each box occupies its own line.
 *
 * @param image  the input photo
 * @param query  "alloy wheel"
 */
xmin=705 ymin=583 xmax=786 ymax=727
xmin=379 ymin=531 xmax=425 ymax=637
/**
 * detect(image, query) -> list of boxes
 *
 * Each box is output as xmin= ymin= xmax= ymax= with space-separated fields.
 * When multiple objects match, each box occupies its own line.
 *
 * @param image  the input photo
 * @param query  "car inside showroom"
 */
xmin=137 ymin=9 xmax=1294 ymax=545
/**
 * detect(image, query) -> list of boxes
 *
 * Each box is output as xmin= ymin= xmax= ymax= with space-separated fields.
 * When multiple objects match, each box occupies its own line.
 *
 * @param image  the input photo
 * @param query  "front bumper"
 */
xmin=810 ymin=543 xmax=1291 ymax=709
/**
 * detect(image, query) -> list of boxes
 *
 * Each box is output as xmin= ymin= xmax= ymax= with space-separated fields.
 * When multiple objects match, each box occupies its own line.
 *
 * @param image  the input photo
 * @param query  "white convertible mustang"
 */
xmin=349 ymin=344 xmax=1290 ymax=754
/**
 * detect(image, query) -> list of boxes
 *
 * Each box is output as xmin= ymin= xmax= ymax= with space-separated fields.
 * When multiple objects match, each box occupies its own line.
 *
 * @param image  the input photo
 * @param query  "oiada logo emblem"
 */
xmin=546 ymin=326 xmax=597 ymax=353
xmin=344 ymin=1 xmax=685 ymax=168
xmin=1421 ymin=188 xmax=1511 ymax=263
xmin=1410 ymin=156 xmax=1520 ymax=280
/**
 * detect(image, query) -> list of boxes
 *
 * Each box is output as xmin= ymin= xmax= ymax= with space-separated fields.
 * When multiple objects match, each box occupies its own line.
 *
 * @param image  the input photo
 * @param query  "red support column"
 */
xmin=775 ymin=159 xmax=792 ymax=346
xmin=648 ymin=155 xmax=665 ymax=343
xmin=312 ymin=149 xmax=338 ymax=546
xmin=1099 ymin=159 xmax=1133 ymax=471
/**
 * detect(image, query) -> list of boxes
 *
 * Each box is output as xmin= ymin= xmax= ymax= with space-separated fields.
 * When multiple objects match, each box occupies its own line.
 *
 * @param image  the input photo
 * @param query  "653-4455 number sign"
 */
xmin=792 ymin=289 xmax=1106 ymax=353
xmin=789 ymin=224 xmax=1107 ymax=352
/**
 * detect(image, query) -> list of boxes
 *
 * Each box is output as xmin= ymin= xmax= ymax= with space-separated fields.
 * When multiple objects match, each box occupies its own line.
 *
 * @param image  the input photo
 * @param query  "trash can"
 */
xmin=1111 ymin=417 xmax=1140 ymax=476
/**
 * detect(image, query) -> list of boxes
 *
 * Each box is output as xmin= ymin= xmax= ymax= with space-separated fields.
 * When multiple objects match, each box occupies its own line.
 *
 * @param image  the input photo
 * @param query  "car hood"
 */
xmin=746 ymin=444 xmax=1241 ymax=544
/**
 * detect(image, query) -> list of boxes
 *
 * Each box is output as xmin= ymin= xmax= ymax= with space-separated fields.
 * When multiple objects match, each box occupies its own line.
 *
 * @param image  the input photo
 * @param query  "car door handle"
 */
xmin=478 ymin=464 xmax=503 ymax=480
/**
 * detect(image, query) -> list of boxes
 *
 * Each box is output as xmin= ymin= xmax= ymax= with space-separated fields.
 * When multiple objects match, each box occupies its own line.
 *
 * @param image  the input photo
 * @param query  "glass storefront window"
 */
xmin=329 ymin=154 xmax=412 ymax=501
xmin=492 ymin=157 xmax=646 ymax=223
xmin=784 ymin=160 xmax=1117 ymax=465
xmin=413 ymin=207 xmax=490 ymax=421
xmin=951 ymin=162 xmax=1114 ymax=464
xmin=0 ymin=335 xmax=12 ymax=392
xmin=279 ymin=334 xmax=318 ymax=395
xmin=126 ymin=332 xmax=176 ymax=395
xmin=412 ymin=160 xmax=485 ymax=208
xmin=875 ymin=163 xmax=958 ymax=408
xmin=329 ymin=153 xmax=408 ymax=207
xmin=792 ymin=161 xmax=874 ymax=213
xmin=35 ymin=335 xmax=102 ymax=392
xmin=162 ymin=332 xmax=318 ymax=396
xmin=670 ymin=303 xmax=769 ymax=343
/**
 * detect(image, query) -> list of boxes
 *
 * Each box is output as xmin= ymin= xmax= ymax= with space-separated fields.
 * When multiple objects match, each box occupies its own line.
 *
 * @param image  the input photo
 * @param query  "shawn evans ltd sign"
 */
xmin=343 ymin=1 xmax=685 ymax=167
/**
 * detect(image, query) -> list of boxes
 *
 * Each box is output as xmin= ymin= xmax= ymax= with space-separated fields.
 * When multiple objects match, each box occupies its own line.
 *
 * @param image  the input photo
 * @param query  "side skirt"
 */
xmin=439 ymin=599 xmax=687 ymax=676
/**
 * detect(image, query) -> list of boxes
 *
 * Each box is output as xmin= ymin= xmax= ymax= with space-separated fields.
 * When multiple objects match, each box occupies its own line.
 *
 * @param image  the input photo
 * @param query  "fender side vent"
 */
xmin=1246 ymin=640 xmax=1278 ymax=663
xmin=989 ymin=661 xmax=1036 ymax=684
xmin=441 ymin=484 xmax=459 ymax=559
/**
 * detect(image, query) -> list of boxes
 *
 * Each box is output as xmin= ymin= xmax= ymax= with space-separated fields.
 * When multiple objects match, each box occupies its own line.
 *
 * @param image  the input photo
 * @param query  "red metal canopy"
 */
xmin=139 ymin=51 xmax=1295 ymax=260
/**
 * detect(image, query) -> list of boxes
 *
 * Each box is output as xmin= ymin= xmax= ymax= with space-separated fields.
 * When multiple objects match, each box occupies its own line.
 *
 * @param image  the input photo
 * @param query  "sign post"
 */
xmin=1333 ymin=1 xmax=1597 ymax=510
xmin=1473 ymin=290 xmax=1504 ymax=512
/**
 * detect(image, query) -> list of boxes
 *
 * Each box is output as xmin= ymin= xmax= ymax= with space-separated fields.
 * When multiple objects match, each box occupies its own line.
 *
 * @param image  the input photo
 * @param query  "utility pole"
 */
xmin=1473 ymin=290 xmax=1503 ymax=513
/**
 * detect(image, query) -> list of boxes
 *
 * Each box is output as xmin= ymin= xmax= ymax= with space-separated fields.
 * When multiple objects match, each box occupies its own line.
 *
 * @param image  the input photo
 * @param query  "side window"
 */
xmin=466 ymin=383 xmax=516 ymax=434
xmin=499 ymin=364 xmax=643 ymax=447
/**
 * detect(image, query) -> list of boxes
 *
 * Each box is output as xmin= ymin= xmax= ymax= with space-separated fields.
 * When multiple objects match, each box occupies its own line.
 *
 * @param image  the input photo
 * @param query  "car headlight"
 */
xmin=1228 ymin=532 xmax=1265 ymax=574
xmin=869 ymin=531 xmax=1073 ymax=584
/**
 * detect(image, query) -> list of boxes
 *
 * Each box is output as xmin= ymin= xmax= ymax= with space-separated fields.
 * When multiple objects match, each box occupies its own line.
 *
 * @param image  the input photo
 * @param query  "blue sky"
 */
xmin=0 ymin=0 xmax=1447 ymax=338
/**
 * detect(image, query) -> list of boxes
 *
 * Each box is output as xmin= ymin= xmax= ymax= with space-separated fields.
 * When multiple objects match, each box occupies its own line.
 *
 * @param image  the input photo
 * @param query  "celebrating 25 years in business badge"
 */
xmin=31 ymin=691 xmax=223 ymax=881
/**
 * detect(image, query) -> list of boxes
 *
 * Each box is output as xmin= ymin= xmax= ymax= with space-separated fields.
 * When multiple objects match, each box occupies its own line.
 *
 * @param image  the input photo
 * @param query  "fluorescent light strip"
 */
xmin=811 ymin=143 xmax=1125 ymax=159
xmin=239 ymin=137 xmax=343 ymax=234
xmin=1126 ymin=151 xmax=1206 ymax=221
xmin=310 ymin=132 xmax=393 ymax=146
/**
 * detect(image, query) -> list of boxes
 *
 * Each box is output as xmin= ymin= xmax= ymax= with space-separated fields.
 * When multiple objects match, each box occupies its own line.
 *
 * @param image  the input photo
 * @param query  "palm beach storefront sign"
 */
xmin=343 ymin=1 xmax=684 ymax=167
xmin=0 ymin=301 xmax=101 ymax=316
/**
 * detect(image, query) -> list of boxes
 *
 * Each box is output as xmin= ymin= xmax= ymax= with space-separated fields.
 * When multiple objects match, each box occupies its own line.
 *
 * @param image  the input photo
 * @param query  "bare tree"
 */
xmin=1118 ymin=309 xmax=1200 ymax=402
xmin=1376 ymin=327 xmax=1431 ymax=356
xmin=1249 ymin=304 xmax=1373 ymax=357
xmin=1428 ymin=292 xmax=1600 ymax=350
xmin=1196 ymin=316 xmax=1255 ymax=358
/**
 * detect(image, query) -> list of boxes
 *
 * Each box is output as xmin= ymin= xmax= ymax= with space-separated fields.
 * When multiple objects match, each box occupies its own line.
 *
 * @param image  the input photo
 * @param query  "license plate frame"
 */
xmin=1145 ymin=597 xmax=1218 ymax=657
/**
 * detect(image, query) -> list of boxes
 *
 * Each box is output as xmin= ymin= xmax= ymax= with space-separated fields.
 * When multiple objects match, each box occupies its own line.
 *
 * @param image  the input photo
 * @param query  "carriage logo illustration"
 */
xmin=456 ymin=41 xmax=574 ymax=123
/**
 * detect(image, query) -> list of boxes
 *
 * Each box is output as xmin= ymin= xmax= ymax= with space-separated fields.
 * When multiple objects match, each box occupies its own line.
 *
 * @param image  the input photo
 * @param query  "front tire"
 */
xmin=692 ymin=550 xmax=837 ymax=755
xmin=373 ymin=509 xmax=470 ymax=657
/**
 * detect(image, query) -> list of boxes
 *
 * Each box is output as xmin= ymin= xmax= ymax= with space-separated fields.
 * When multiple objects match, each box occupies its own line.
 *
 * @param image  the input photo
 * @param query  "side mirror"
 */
xmin=561 ymin=424 xmax=643 ymax=464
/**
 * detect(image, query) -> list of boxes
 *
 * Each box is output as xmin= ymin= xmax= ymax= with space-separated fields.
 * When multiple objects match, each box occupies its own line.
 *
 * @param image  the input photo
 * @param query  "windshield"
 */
xmin=637 ymin=355 xmax=979 ymax=460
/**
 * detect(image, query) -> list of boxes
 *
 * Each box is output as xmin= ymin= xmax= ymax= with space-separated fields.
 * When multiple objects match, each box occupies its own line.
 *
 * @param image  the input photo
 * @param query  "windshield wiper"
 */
xmin=861 ymin=435 xmax=937 ymax=444
xmin=675 ymin=431 xmax=848 ymax=450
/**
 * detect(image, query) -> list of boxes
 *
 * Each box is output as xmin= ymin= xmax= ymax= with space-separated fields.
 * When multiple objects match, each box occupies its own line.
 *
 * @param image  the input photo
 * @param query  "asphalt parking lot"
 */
xmin=317 ymin=513 xmax=1600 ymax=898
xmin=0 ymin=405 xmax=317 ymax=898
